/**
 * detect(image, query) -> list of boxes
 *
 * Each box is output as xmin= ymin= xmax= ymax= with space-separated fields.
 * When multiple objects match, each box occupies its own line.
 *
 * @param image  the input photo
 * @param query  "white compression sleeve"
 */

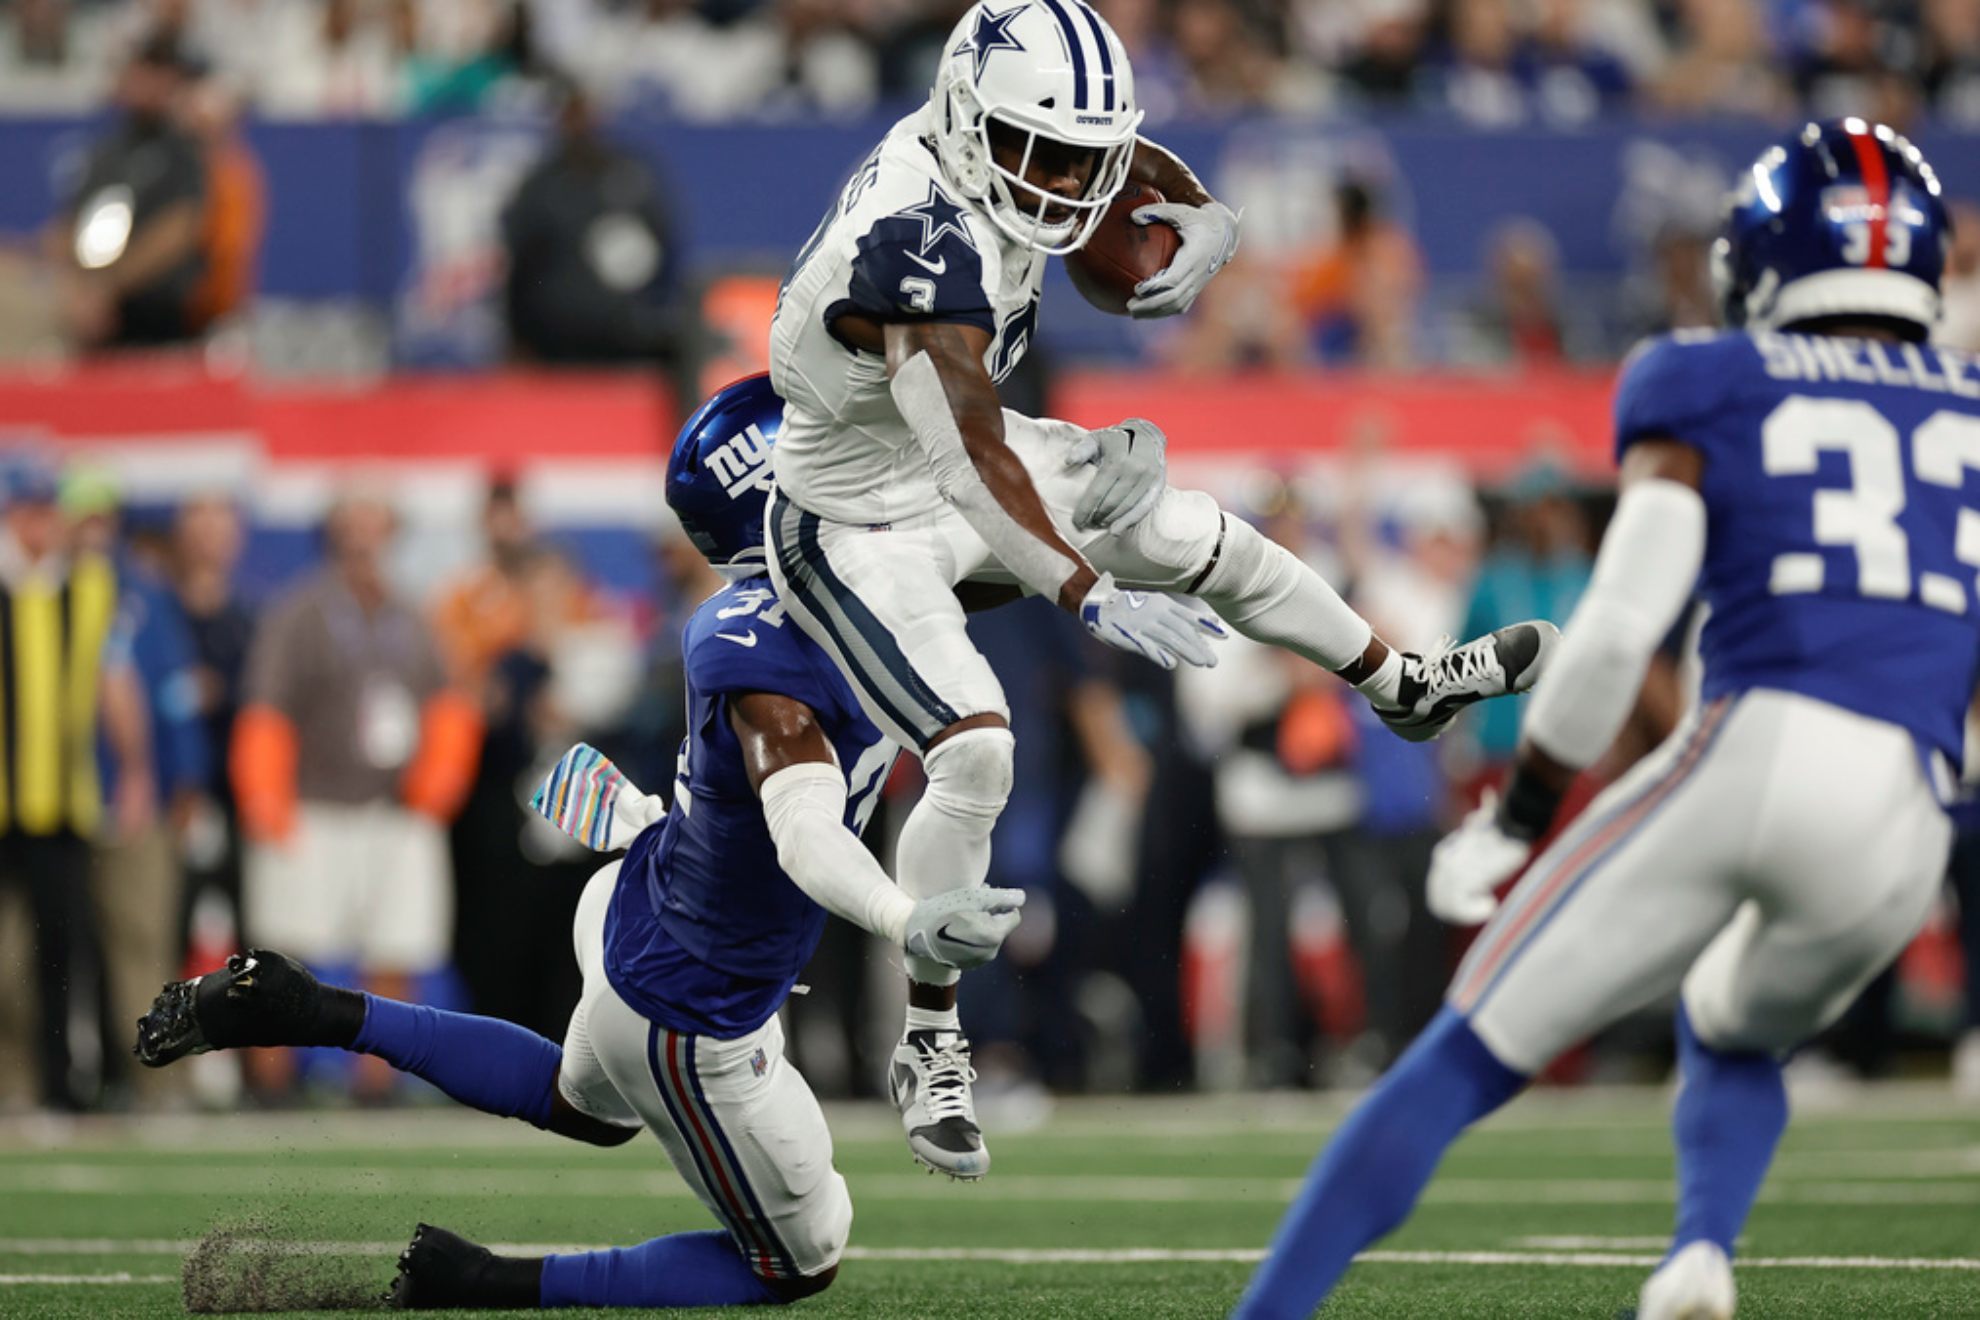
xmin=1522 ymin=478 xmax=1707 ymax=770
xmin=891 ymin=351 xmax=1080 ymax=602
xmin=759 ymin=761 xmax=916 ymax=944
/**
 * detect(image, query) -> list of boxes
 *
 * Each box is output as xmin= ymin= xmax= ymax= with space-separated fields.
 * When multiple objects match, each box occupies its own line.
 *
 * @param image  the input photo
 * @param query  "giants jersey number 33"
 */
xmin=1616 ymin=328 xmax=1980 ymax=767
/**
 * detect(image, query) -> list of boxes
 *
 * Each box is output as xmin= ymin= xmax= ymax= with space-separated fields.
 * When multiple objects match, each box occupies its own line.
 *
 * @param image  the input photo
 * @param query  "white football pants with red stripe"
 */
xmin=553 ymin=863 xmax=850 ymax=1282
xmin=1453 ymin=688 xmax=1953 ymax=1071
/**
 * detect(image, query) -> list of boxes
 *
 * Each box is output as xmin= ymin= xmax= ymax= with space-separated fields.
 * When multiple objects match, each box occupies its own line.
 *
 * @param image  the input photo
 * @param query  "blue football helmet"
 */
xmin=665 ymin=373 xmax=783 ymax=573
xmin=1714 ymin=118 xmax=1948 ymax=336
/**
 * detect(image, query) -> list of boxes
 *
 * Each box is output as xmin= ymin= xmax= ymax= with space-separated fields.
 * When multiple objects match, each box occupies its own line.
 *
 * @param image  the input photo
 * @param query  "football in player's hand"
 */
xmin=1065 ymin=182 xmax=1180 ymax=316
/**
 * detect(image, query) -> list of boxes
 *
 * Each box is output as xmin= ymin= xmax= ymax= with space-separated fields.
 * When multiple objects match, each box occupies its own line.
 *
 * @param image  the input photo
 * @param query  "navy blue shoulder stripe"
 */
xmin=1037 ymin=0 xmax=1089 ymax=110
xmin=1075 ymin=0 xmax=1115 ymax=111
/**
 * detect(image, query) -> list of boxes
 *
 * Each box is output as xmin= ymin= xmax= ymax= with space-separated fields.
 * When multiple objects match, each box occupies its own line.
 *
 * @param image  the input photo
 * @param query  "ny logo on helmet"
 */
xmin=706 ymin=424 xmax=774 ymax=497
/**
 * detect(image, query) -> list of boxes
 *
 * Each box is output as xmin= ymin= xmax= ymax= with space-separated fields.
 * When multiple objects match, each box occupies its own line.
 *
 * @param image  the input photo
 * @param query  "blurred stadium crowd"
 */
xmin=4 ymin=0 xmax=1980 ymax=1119
xmin=8 ymin=0 xmax=1980 ymax=127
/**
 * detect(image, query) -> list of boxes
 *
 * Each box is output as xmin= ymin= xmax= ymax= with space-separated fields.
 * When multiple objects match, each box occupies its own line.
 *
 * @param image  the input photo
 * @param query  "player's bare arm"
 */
xmin=730 ymin=691 xmax=1025 ymax=967
xmin=1128 ymin=137 xmax=1214 ymax=207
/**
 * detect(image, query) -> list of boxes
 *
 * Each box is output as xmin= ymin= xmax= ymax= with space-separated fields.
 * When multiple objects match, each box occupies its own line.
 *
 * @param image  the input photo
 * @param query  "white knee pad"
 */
xmin=1117 ymin=488 xmax=1226 ymax=589
xmin=920 ymin=726 xmax=1015 ymax=827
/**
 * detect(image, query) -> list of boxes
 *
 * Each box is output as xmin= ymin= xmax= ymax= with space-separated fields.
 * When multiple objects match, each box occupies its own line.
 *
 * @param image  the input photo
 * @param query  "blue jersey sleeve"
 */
xmin=1612 ymin=333 xmax=1738 ymax=462
xmin=837 ymin=184 xmax=994 ymax=333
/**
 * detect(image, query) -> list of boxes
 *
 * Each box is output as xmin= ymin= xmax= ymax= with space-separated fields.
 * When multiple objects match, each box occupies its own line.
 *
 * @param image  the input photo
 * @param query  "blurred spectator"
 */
xmin=432 ymin=476 xmax=536 ymax=699
xmin=0 ymin=453 xmax=151 ymax=1110
xmin=1652 ymin=0 xmax=1792 ymax=117
xmin=1091 ymin=0 xmax=1188 ymax=122
xmin=1923 ymin=0 xmax=1980 ymax=123
xmin=1621 ymin=219 xmax=1719 ymax=340
xmin=1291 ymin=179 xmax=1423 ymax=368
xmin=601 ymin=0 xmax=878 ymax=121
xmin=1171 ymin=0 xmax=1324 ymax=115
xmin=1452 ymin=219 xmax=1579 ymax=367
xmin=500 ymin=79 xmax=683 ymax=366
xmin=1179 ymin=486 xmax=1363 ymax=1089
xmin=1938 ymin=200 xmax=1980 ymax=351
xmin=231 ymin=488 xmax=481 ymax=1100
xmin=1457 ymin=455 xmax=1592 ymax=779
xmin=259 ymin=0 xmax=405 ymax=118
xmin=450 ymin=544 xmax=609 ymax=1041
xmin=170 ymin=495 xmax=255 ymax=976
xmin=1318 ymin=0 xmax=1431 ymax=110
xmin=46 ymin=34 xmax=208 ymax=352
xmin=0 ymin=0 xmax=110 ymax=111
xmin=1427 ymin=0 xmax=1531 ymax=126
xmin=1522 ymin=0 xmax=1635 ymax=122
xmin=67 ymin=473 xmax=209 ymax=1110
xmin=401 ymin=0 xmax=530 ymax=115
xmin=182 ymin=77 xmax=265 ymax=333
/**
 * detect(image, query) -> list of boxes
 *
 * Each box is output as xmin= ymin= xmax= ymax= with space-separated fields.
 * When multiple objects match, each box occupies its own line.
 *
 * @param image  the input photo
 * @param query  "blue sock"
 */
xmin=540 ymin=1230 xmax=780 ymax=1308
xmin=1670 ymin=1002 xmax=1787 ymax=1258
xmin=1233 ymin=1008 xmax=1526 ymax=1319
xmin=351 ymin=995 xmax=560 ymax=1129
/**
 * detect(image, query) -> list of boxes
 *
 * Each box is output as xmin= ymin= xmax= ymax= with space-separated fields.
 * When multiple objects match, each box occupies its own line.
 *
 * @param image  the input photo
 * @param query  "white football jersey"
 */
xmin=769 ymin=108 xmax=1045 ymax=526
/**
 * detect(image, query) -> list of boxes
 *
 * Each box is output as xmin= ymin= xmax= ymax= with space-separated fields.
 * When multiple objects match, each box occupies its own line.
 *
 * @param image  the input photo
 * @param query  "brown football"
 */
xmin=1064 ymin=182 xmax=1178 ymax=316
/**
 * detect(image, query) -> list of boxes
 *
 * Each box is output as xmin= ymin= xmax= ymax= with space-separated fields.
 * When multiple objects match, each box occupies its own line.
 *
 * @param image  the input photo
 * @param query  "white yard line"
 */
xmin=2 ymin=1162 xmax=1978 ymax=1205
xmin=2 ymin=1244 xmax=1978 ymax=1282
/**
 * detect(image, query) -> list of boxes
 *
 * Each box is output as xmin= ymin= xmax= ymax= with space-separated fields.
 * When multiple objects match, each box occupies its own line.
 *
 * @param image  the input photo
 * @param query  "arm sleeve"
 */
xmin=758 ymin=761 xmax=916 ymax=943
xmin=891 ymin=350 xmax=1080 ymax=602
xmin=1520 ymin=479 xmax=1707 ymax=770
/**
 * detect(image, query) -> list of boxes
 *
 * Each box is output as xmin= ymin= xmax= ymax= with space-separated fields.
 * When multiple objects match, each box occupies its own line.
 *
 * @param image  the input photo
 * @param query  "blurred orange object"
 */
xmin=230 ymin=704 xmax=298 ymax=843
xmin=401 ymin=690 xmax=484 ymax=823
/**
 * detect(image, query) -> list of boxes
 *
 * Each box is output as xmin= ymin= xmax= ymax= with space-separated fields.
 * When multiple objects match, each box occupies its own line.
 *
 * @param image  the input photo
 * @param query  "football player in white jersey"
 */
xmin=767 ymin=0 xmax=1560 ymax=1179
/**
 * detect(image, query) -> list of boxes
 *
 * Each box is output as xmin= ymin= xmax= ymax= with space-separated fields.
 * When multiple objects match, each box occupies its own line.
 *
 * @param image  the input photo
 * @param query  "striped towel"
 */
xmin=529 ymin=743 xmax=666 ymax=852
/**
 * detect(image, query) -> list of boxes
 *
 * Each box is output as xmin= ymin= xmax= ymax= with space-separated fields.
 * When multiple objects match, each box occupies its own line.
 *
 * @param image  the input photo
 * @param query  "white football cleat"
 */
xmin=1639 ymin=1241 xmax=1736 ymax=1320
xmin=888 ymin=1028 xmax=988 ymax=1180
xmin=1377 ymin=620 xmax=1560 ymax=742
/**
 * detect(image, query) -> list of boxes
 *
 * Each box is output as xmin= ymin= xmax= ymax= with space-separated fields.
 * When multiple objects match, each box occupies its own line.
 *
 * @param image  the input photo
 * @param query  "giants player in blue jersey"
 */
xmin=131 ymin=376 xmax=1024 ymax=1310
xmin=1235 ymin=121 xmax=1973 ymax=1320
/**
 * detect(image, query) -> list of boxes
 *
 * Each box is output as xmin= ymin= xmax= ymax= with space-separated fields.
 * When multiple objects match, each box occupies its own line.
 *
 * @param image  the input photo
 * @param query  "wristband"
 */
xmin=1495 ymin=766 xmax=1564 ymax=843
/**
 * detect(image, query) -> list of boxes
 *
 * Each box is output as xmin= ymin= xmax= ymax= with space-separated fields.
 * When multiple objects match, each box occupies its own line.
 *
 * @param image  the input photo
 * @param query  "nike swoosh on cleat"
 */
xmin=716 ymin=631 xmax=759 ymax=647
xmin=904 ymin=250 xmax=948 ymax=275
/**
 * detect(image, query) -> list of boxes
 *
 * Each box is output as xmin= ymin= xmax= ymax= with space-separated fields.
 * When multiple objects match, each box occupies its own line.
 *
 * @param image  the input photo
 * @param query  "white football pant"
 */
xmin=555 ymin=863 xmax=851 ymax=1281
xmin=1454 ymin=689 xmax=1953 ymax=1070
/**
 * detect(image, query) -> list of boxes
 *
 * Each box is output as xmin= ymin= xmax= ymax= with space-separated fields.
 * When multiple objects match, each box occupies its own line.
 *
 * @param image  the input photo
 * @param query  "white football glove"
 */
xmin=902 ymin=887 xmax=1027 ymax=970
xmin=1427 ymin=794 xmax=1534 ymax=927
xmin=1126 ymin=200 xmax=1241 ymax=319
xmin=1080 ymin=573 xmax=1226 ymax=670
xmin=1064 ymin=418 xmax=1166 ymax=532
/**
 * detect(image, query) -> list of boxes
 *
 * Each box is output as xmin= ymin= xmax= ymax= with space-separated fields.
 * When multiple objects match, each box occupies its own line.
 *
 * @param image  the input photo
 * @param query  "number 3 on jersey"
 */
xmin=1763 ymin=396 xmax=1980 ymax=613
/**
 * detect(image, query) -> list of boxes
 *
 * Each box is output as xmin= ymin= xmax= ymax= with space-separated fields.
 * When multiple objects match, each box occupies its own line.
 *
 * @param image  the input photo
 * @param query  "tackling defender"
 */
xmin=1234 ymin=121 xmax=1973 ymax=1320
xmin=768 ymin=0 xmax=1558 ymax=1178
xmin=133 ymin=378 xmax=1025 ymax=1310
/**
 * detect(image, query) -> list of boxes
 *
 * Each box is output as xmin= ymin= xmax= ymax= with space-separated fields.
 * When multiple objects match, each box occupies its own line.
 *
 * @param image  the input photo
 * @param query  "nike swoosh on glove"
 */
xmin=1063 ymin=418 xmax=1167 ymax=532
xmin=1126 ymin=201 xmax=1240 ymax=319
xmin=1080 ymin=573 xmax=1226 ymax=670
xmin=1427 ymin=793 xmax=1533 ymax=926
xmin=903 ymin=888 xmax=1027 ymax=970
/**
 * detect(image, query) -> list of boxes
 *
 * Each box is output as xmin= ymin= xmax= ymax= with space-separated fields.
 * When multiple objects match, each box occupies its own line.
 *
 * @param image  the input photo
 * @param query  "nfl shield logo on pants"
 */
xmin=750 ymin=1047 xmax=768 ymax=1078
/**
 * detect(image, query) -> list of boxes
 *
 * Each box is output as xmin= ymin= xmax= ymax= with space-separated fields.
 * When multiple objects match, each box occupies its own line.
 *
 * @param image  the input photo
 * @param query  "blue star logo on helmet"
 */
xmin=958 ymin=4 xmax=1026 ymax=82
xmin=897 ymin=183 xmax=977 ymax=257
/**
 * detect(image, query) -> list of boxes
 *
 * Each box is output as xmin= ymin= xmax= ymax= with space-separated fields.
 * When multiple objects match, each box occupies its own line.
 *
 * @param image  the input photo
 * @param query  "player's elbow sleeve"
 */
xmin=1523 ymin=479 xmax=1704 ymax=769
xmin=760 ymin=761 xmax=914 ymax=943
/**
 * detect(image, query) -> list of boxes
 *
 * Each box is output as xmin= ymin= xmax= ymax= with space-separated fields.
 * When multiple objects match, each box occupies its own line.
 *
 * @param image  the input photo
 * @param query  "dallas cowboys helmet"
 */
xmin=665 ymin=373 xmax=782 ymax=573
xmin=931 ymin=0 xmax=1144 ymax=256
xmin=1714 ymin=118 xmax=1948 ymax=337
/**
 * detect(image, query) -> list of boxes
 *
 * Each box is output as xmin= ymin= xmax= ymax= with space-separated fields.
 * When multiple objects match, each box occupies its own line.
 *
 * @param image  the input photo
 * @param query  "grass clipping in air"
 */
xmin=182 ymin=1217 xmax=382 ymax=1312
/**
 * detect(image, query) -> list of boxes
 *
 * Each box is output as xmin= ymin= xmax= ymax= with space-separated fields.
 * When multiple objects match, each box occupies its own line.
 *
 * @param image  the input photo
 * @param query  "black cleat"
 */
xmin=386 ymin=1224 xmax=542 ymax=1310
xmin=132 ymin=949 xmax=365 ymax=1068
xmin=1377 ymin=620 xmax=1561 ymax=743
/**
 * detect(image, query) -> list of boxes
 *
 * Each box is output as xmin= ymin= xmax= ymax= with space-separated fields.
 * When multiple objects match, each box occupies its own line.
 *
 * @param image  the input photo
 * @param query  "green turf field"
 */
xmin=3 ymin=1086 xmax=1976 ymax=1317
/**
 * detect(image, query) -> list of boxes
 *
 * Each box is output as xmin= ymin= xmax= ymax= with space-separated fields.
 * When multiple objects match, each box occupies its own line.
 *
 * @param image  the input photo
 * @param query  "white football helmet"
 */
xmin=930 ymin=0 xmax=1145 ymax=256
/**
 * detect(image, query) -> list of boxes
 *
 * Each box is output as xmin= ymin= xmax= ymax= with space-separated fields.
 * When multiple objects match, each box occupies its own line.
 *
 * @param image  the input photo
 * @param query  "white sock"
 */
xmin=895 ymin=727 xmax=1014 ymax=987
xmin=1195 ymin=515 xmax=1373 ymax=671
xmin=1353 ymin=648 xmax=1405 ymax=709
xmin=905 ymin=1004 xmax=961 ymax=1035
